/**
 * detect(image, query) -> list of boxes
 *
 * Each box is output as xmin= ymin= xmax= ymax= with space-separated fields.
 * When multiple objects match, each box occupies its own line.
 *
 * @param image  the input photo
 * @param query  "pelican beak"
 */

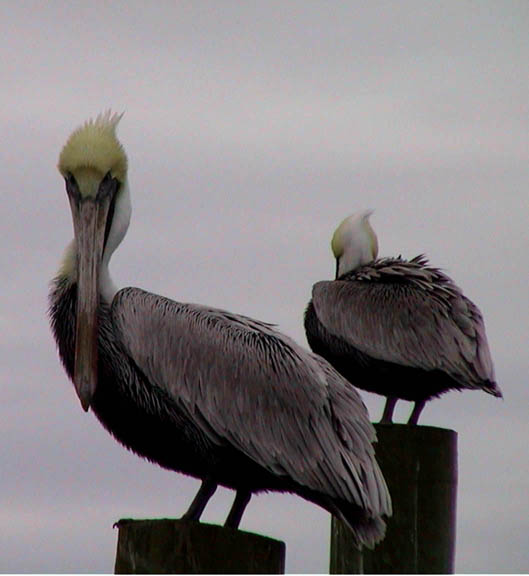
xmin=66 ymin=174 xmax=116 ymax=411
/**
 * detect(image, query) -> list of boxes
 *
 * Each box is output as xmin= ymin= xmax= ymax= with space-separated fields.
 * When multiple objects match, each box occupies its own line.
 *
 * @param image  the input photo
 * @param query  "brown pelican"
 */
xmin=305 ymin=210 xmax=502 ymax=425
xmin=48 ymin=114 xmax=391 ymax=548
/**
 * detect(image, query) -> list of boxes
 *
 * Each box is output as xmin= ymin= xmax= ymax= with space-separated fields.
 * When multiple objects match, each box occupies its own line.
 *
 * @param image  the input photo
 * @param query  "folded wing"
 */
xmin=111 ymin=287 xmax=391 ymax=517
xmin=311 ymin=274 xmax=495 ymax=389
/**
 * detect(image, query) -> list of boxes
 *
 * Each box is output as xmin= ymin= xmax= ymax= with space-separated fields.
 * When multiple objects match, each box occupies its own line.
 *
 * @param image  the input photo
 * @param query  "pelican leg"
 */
xmin=224 ymin=489 xmax=252 ymax=529
xmin=181 ymin=478 xmax=218 ymax=522
xmin=380 ymin=397 xmax=397 ymax=423
xmin=408 ymin=400 xmax=426 ymax=425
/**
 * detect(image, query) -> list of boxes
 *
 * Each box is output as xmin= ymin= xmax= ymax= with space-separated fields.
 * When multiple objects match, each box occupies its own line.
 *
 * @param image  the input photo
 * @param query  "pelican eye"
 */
xmin=97 ymin=170 xmax=119 ymax=201
xmin=64 ymin=172 xmax=81 ymax=200
xmin=65 ymin=171 xmax=77 ymax=187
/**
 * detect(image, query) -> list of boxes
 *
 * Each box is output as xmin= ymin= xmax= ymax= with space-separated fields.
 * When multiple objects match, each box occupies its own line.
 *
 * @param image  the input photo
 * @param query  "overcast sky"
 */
xmin=1 ymin=1 xmax=528 ymax=573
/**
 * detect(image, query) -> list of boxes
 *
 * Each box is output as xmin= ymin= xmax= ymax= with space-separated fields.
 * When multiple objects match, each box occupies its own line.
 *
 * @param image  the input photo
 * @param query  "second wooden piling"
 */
xmin=330 ymin=424 xmax=458 ymax=574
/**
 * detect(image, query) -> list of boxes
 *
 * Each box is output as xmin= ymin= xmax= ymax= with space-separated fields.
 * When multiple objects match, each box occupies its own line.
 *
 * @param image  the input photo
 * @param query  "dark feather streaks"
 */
xmin=305 ymin=256 xmax=501 ymax=404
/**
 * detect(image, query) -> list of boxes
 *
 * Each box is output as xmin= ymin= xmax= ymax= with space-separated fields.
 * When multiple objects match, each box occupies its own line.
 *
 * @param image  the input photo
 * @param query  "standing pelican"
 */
xmin=48 ymin=114 xmax=391 ymax=548
xmin=305 ymin=210 xmax=502 ymax=425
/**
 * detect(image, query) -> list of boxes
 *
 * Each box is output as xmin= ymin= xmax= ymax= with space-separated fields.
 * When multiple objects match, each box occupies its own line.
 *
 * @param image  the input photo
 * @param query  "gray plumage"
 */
xmin=49 ymin=278 xmax=391 ymax=547
xmin=49 ymin=115 xmax=391 ymax=548
xmin=113 ymin=288 xmax=388 ymax=514
xmin=305 ymin=212 xmax=502 ymax=424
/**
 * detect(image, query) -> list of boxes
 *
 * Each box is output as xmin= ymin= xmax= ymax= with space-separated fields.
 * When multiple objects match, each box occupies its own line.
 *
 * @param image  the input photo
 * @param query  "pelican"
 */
xmin=48 ymin=114 xmax=391 ymax=548
xmin=305 ymin=210 xmax=502 ymax=425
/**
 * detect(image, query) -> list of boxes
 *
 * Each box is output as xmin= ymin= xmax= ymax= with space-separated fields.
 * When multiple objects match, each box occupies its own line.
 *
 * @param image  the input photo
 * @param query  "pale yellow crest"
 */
xmin=331 ymin=218 xmax=348 ymax=258
xmin=58 ymin=111 xmax=128 ymax=184
xmin=331 ymin=210 xmax=378 ymax=275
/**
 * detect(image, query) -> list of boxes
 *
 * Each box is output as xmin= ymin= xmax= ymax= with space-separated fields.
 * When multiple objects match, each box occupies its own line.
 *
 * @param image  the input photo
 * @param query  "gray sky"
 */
xmin=1 ymin=1 xmax=528 ymax=572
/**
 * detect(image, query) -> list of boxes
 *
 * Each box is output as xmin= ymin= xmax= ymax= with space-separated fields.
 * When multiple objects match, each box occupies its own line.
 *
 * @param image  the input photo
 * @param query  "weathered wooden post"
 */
xmin=330 ymin=424 xmax=457 ymax=574
xmin=114 ymin=518 xmax=285 ymax=574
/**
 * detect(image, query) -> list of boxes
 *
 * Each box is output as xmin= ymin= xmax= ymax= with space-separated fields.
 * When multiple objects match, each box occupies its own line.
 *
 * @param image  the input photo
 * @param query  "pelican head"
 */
xmin=331 ymin=210 xmax=378 ymax=278
xmin=58 ymin=112 xmax=130 ymax=411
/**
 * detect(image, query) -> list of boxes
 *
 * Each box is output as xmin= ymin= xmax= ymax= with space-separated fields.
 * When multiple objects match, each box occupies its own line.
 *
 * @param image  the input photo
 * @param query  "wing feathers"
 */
xmin=311 ymin=258 xmax=496 ymax=389
xmin=111 ymin=287 xmax=390 ymax=517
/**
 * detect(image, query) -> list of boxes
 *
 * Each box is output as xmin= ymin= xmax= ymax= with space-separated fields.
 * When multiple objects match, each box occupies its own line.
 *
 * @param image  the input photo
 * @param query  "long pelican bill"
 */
xmin=67 ymin=177 xmax=114 ymax=411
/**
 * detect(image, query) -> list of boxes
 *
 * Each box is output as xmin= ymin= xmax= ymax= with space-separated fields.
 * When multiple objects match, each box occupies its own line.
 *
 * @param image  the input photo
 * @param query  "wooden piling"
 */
xmin=330 ymin=424 xmax=458 ymax=574
xmin=114 ymin=518 xmax=285 ymax=574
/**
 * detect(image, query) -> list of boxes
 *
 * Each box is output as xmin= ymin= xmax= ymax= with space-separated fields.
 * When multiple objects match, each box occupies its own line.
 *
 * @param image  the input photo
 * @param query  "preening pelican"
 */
xmin=48 ymin=114 xmax=391 ymax=547
xmin=305 ymin=210 xmax=502 ymax=425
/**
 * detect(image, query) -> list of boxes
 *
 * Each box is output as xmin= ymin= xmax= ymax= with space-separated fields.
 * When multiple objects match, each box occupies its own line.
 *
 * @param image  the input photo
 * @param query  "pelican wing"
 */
xmin=310 ymin=273 xmax=495 ymax=387
xmin=111 ymin=287 xmax=390 ymax=517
